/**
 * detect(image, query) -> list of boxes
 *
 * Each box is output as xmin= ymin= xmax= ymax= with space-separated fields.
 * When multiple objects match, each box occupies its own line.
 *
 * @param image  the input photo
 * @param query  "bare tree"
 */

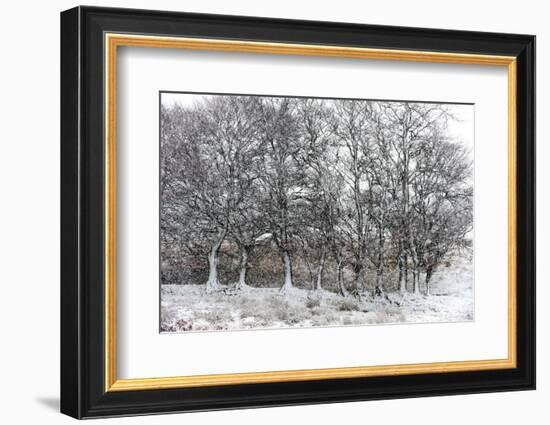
xmin=160 ymin=104 xmax=215 ymax=284
xmin=295 ymin=99 xmax=338 ymax=290
xmin=331 ymin=100 xmax=375 ymax=293
xmin=376 ymin=102 xmax=453 ymax=293
xmin=160 ymin=95 xmax=473 ymax=301
xmin=409 ymin=130 xmax=473 ymax=294
xmin=225 ymin=100 xmax=270 ymax=288
xmin=256 ymin=98 xmax=305 ymax=291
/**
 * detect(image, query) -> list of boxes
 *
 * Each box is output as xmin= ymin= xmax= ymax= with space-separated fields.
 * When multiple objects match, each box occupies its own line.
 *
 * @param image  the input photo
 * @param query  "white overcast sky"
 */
xmin=161 ymin=92 xmax=474 ymax=156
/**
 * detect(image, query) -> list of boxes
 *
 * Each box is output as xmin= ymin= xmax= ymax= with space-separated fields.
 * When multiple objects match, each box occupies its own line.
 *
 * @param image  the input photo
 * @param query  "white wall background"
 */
xmin=0 ymin=0 xmax=544 ymax=423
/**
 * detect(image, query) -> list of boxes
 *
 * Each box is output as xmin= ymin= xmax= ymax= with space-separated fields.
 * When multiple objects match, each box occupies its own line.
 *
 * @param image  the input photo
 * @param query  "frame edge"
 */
xmin=515 ymin=34 xmax=536 ymax=391
xmin=60 ymin=6 xmax=83 ymax=420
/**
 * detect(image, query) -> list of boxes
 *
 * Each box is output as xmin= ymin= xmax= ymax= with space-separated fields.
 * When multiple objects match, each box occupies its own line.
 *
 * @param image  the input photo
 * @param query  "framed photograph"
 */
xmin=60 ymin=6 xmax=535 ymax=419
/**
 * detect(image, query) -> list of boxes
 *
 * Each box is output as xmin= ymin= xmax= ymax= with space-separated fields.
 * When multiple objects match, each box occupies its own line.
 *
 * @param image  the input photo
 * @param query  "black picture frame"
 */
xmin=61 ymin=5 xmax=535 ymax=419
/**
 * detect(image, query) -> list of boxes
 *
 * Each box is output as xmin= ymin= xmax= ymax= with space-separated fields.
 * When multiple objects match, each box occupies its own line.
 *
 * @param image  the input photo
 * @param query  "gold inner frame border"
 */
xmin=104 ymin=33 xmax=517 ymax=392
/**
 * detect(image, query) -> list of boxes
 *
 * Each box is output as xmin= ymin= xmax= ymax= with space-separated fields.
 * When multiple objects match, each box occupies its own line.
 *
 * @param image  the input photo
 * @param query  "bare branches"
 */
xmin=160 ymin=95 xmax=473 ymax=297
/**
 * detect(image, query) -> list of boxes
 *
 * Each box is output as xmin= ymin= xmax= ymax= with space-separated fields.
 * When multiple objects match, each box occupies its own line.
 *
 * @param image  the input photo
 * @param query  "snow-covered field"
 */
xmin=160 ymin=260 xmax=473 ymax=333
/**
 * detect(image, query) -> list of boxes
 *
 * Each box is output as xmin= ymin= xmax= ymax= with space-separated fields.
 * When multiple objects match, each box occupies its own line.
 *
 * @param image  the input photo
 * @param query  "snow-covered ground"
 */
xmin=160 ymin=259 xmax=473 ymax=333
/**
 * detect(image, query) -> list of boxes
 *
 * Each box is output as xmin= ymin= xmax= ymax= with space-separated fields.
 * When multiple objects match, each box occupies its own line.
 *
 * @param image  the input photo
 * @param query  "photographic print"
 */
xmin=159 ymin=92 xmax=474 ymax=333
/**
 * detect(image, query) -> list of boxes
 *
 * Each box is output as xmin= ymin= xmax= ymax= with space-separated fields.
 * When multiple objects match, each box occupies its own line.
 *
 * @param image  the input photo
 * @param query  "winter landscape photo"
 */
xmin=160 ymin=92 xmax=474 ymax=333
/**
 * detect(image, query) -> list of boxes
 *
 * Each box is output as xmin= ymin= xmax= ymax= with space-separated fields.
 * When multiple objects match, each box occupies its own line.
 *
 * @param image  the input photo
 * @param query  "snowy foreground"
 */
xmin=161 ymin=262 xmax=473 ymax=333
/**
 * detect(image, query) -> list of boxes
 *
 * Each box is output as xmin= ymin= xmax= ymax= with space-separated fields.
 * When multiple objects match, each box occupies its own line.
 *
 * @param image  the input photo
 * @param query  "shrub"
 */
xmin=305 ymin=296 xmax=321 ymax=309
xmin=160 ymin=318 xmax=192 ymax=332
xmin=336 ymin=298 xmax=360 ymax=312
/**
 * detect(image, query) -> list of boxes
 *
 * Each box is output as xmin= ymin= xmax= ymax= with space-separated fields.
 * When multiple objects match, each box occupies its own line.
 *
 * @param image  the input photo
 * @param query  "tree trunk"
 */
xmin=354 ymin=262 xmax=364 ymax=293
xmin=280 ymin=250 xmax=294 ymax=291
xmin=205 ymin=238 xmax=223 ymax=292
xmin=404 ymin=254 xmax=409 ymax=292
xmin=375 ymin=265 xmax=384 ymax=296
xmin=412 ymin=269 xmax=420 ymax=294
xmin=375 ymin=229 xmax=385 ymax=295
xmin=236 ymin=246 xmax=251 ymax=289
xmin=407 ymin=235 xmax=420 ymax=294
xmin=425 ymin=265 xmax=434 ymax=296
xmin=315 ymin=248 xmax=326 ymax=290
xmin=337 ymin=260 xmax=347 ymax=296
xmin=398 ymin=253 xmax=406 ymax=293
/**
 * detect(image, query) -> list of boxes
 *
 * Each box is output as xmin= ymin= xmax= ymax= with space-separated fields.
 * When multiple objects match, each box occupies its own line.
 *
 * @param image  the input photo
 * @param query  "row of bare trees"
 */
xmin=160 ymin=95 xmax=473 ymax=296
